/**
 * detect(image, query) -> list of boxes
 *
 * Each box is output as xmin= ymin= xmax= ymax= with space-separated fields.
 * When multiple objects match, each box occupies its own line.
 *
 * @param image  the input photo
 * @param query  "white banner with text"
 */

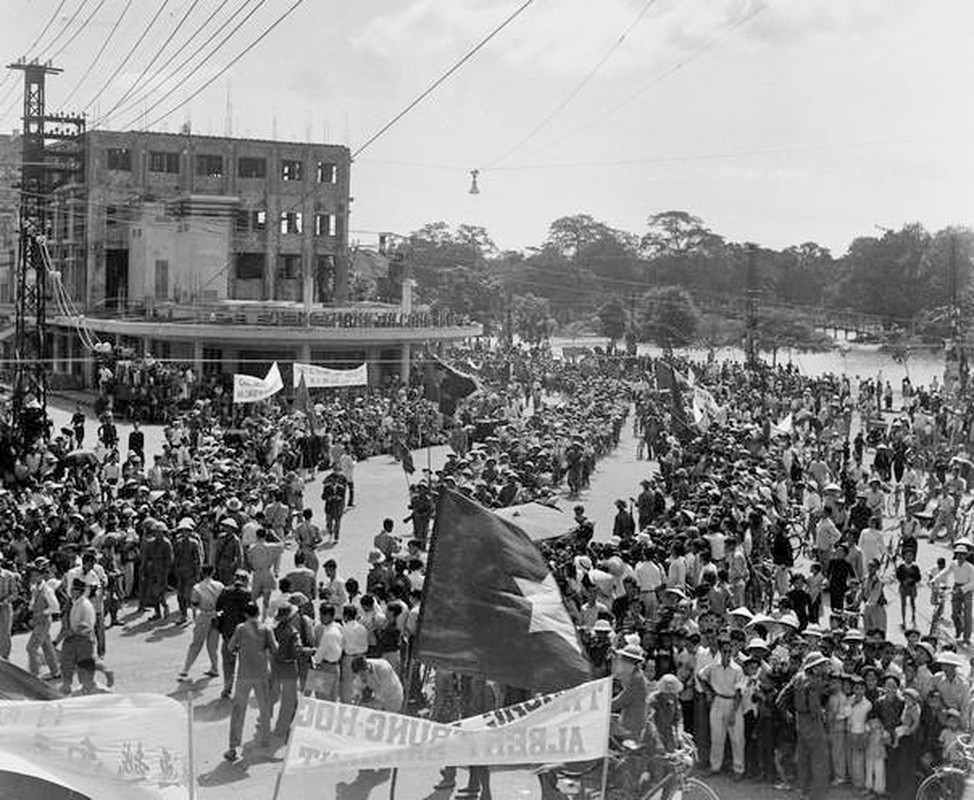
xmin=293 ymin=362 xmax=368 ymax=389
xmin=284 ymin=677 xmax=611 ymax=773
xmin=232 ymin=361 xmax=284 ymax=403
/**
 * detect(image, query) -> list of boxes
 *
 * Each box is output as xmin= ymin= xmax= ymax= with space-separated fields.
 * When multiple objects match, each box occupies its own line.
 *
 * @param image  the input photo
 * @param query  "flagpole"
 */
xmin=186 ymin=694 xmax=197 ymax=800
xmin=272 ymin=725 xmax=297 ymax=800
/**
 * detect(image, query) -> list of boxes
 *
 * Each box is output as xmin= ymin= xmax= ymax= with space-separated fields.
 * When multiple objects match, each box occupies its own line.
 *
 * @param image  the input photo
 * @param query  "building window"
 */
xmin=234 ymin=209 xmax=249 ymax=232
xmin=195 ymin=154 xmax=224 ymax=177
xmin=238 ymin=156 xmax=266 ymax=178
xmin=278 ymin=254 xmax=301 ymax=279
xmin=236 ymin=253 xmax=265 ymax=280
xmin=251 ymin=209 xmax=267 ymax=231
xmin=316 ymin=255 xmax=336 ymax=302
xmin=280 ymin=211 xmax=302 ymax=234
xmin=149 ymin=151 xmax=180 ymax=173
xmin=106 ymin=205 xmax=118 ymax=227
xmin=281 ymin=159 xmax=303 ymax=181
xmin=106 ymin=148 xmax=132 ymax=171
xmin=314 ymin=213 xmax=336 ymax=237
xmin=316 ymin=161 xmax=336 ymax=184
xmin=154 ymin=259 xmax=169 ymax=299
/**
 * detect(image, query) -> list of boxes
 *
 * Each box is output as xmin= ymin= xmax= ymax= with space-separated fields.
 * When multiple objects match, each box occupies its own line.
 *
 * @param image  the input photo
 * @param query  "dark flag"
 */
xmin=656 ymin=361 xmax=690 ymax=432
xmin=293 ymin=374 xmax=321 ymax=431
xmin=424 ymin=356 xmax=479 ymax=416
xmin=415 ymin=489 xmax=591 ymax=693
xmin=401 ymin=448 xmax=415 ymax=475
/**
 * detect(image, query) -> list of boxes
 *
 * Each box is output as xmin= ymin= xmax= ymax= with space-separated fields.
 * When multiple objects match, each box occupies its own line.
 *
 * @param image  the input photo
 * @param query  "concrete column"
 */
xmin=193 ymin=338 xmax=203 ymax=377
xmin=366 ymin=347 xmax=381 ymax=387
xmin=298 ymin=343 xmax=311 ymax=363
xmin=142 ymin=336 xmax=152 ymax=357
xmin=399 ymin=343 xmax=411 ymax=384
xmin=401 ymin=279 xmax=413 ymax=314
xmin=51 ymin=332 xmax=61 ymax=374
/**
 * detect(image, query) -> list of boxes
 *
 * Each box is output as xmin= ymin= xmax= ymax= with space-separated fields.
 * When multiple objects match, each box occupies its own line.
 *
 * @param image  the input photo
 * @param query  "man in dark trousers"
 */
xmin=127 ymin=420 xmax=145 ymax=463
xmin=215 ymin=570 xmax=253 ymax=699
xmin=777 ymin=650 xmax=831 ymax=800
xmin=71 ymin=404 xmax=86 ymax=447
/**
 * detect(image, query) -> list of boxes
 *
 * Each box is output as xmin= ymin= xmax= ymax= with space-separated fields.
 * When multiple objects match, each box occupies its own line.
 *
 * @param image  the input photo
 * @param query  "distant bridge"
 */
xmin=689 ymin=294 xmax=909 ymax=341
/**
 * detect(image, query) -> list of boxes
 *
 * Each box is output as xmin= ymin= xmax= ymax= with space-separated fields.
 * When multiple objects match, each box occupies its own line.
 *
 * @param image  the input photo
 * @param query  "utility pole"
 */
xmin=744 ymin=243 xmax=759 ymax=369
xmin=7 ymin=60 xmax=85 ymax=445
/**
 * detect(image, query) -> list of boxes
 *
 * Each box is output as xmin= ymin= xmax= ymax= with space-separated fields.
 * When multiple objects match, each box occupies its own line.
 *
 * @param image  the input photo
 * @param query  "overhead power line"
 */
xmin=486 ymin=0 xmax=661 ymax=170
xmin=48 ymin=0 xmax=109 ymax=63
xmin=82 ymin=0 xmax=173 ymax=114
xmin=522 ymin=0 xmax=771 ymax=162
xmin=101 ymin=0 xmax=239 ymax=125
xmin=0 ymin=0 xmax=69 ymax=111
xmin=95 ymin=0 xmax=206 ymax=126
xmin=352 ymin=0 xmax=539 ymax=160
xmin=36 ymin=0 xmax=90 ymax=62
xmin=120 ymin=0 xmax=277 ymax=130
xmin=108 ymin=0 xmax=252 ymax=127
xmin=60 ymin=0 xmax=133 ymax=107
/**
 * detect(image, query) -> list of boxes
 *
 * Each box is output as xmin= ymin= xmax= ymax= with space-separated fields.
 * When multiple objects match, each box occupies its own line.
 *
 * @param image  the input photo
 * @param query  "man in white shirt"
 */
xmin=634 ymin=550 xmax=664 ymax=618
xmin=938 ymin=548 xmax=974 ymax=644
xmin=321 ymin=560 xmax=348 ymax=615
xmin=339 ymin=451 xmax=356 ymax=508
xmin=26 ymin=563 xmax=59 ymax=678
xmin=179 ymin=565 xmax=224 ymax=680
xmin=311 ymin=605 xmax=343 ymax=700
xmin=64 ymin=550 xmax=108 ymax=658
xmin=57 ymin=579 xmax=113 ymax=694
xmin=340 ymin=606 xmax=368 ymax=703
xmin=698 ymin=637 xmax=745 ymax=778
xmin=858 ymin=518 xmax=885 ymax=571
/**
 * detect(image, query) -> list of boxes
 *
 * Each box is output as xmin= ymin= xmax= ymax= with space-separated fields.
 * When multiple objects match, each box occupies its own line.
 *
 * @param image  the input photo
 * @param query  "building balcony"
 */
xmin=53 ymin=299 xmax=483 ymax=346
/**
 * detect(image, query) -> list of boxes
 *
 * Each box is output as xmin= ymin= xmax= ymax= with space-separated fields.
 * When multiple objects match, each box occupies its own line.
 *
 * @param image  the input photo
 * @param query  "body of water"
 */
xmin=550 ymin=337 xmax=946 ymax=395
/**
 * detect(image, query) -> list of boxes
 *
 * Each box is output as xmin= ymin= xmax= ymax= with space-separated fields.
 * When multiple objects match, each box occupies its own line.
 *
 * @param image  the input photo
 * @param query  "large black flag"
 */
xmin=423 ymin=356 xmax=479 ymax=416
xmin=415 ymin=489 xmax=591 ymax=693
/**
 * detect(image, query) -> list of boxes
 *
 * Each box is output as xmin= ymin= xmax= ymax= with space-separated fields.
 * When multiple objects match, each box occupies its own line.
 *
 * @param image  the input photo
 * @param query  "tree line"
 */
xmin=375 ymin=212 xmax=974 ymax=350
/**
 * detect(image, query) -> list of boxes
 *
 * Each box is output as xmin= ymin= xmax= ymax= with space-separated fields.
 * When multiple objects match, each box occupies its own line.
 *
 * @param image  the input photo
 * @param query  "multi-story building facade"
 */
xmin=39 ymin=130 xmax=479 ymax=386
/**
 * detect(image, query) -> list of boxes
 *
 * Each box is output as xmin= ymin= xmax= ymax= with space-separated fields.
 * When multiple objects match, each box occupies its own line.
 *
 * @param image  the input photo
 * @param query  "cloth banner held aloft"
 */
xmin=233 ymin=361 xmax=283 ymax=404
xmin=283 ymin=677 xmax=611 ymax=773
xmin=293 ymin=362 xmax=368 ymax=388
xmin=0 ymin=693 xmax=191 ymax=799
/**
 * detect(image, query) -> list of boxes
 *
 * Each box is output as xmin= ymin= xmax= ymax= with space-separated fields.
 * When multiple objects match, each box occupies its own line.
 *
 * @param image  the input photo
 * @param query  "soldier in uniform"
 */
xmin=777 ymin=650 xmax=832 ymax=800
xmin=172 ymin=518 xmax=204 ymax=624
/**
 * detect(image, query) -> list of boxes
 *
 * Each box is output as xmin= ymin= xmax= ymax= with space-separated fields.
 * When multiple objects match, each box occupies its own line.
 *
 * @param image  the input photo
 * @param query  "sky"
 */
xmin=0 ymin=0 xmax=972 ymax=256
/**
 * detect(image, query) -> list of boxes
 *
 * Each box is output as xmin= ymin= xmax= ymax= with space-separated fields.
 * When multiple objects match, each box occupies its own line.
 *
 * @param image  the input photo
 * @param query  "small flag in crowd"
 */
xmin=423 ymin=356 xmax=479 ymax=416
xmin=293 ymin=374 xmax=321 ymax=431
xmin=415 ymin=489 xmax=591 ymax=693
xmin=401 ymin=448 xmax=415 ymax=475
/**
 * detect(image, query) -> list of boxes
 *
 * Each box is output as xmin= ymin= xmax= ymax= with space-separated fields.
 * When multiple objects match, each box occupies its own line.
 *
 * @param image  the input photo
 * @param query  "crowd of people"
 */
xmin=1 ymin=343 xmax=973 ymax=800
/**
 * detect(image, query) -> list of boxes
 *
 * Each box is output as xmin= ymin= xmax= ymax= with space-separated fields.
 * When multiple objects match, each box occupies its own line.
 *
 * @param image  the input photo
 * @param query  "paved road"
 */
xmin=8 ymin=401 xmax=955 ymax=798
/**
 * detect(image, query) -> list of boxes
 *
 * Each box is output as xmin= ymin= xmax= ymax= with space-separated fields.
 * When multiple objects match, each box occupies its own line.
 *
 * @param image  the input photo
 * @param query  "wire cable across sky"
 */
xmin=352 ymin=0 xmax=539 ymax=160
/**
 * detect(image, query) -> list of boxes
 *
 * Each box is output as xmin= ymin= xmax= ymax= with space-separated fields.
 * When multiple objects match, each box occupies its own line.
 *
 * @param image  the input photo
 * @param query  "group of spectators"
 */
xmin=3 ymin=341 xmax=974 ymax=800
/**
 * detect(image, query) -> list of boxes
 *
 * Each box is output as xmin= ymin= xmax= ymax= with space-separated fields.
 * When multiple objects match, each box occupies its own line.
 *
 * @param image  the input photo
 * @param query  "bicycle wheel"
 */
xmin=917 ymin=770 xmax=966 ymax=800
xmin=640 ymin=776 xmax=720 ymax=800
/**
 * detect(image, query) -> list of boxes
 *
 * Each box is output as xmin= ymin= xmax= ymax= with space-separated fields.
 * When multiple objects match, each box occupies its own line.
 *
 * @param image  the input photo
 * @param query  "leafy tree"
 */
xmin=641 ymin=211 xmax=724 ymax=258
xmin=546 ymin=214 xmax=616 ymax=258
xmin=640 ymin=286 xmax=700 ymax=351
xmin=597 ymin=298 xmax=627 ymax=352
xmin=512 ymin=293 xmax=554 ymax=345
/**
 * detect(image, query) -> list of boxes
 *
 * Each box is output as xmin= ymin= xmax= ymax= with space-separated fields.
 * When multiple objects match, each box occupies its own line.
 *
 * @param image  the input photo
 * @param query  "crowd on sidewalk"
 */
xmin=1 ymin=344 xmax=974 ymax=800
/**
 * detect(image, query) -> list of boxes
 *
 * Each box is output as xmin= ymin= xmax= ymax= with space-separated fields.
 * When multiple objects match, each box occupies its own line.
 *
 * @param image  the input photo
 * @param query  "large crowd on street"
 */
xmin=1 ymin=342 xmax=974 ymax=800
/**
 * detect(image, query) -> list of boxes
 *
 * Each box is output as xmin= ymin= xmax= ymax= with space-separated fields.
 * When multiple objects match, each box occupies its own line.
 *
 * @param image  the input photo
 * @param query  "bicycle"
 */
xmin=916 ymin=734 xmax=974 ymax=800
xmin=540 ymin=735 xmax=720 ymax=800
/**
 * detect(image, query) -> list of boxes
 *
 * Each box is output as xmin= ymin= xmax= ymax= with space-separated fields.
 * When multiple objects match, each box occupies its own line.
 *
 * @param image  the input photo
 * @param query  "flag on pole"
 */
xmin=415 ymin=489 xmax=591 ymax=693
xmin=423 ymin=356 xmax=479 ymax=416
xmin=401 ymin=449 xmax=415 ymax=475
xmin=293 ymin=374 xmax=321 ymax=432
